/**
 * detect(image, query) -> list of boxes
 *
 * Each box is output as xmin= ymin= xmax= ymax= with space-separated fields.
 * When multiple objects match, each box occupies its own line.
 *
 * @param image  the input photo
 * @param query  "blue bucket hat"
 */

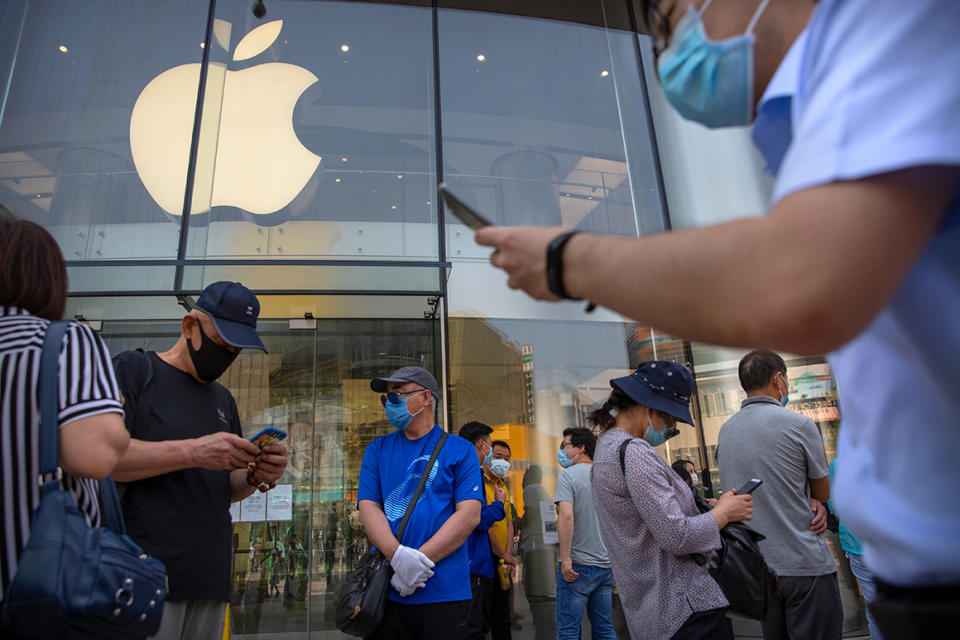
xmin=610 ymin=361 xmax=694 ymax=425
xmin=194 ymin=281 xmax=267 ymax=352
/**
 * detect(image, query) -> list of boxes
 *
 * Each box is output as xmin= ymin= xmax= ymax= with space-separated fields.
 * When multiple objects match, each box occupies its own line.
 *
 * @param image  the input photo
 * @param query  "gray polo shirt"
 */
xmin=717 ymin=396 xmax=835 ymax=577
xmin=554 ymin=463 xmax=610 ymax=567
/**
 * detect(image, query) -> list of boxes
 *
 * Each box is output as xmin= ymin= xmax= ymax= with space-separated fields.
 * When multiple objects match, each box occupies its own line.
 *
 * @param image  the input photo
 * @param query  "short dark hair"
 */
xmin=562 ymin=427 xmax=596 ymax=459
xmin=587 ymin=387 xmax=639 ymax=431
xmin=738 ymin=350 xmax=787 ymax=392
xmin=458 ymin=421 xmax=493 ymax=444
xmin=492 ymin=440 xmax=510 ymax=453
xmin=0 ymin=218 xmax=68 ymax=320
xmin=671 ymin=459 xmax=692 ymax=485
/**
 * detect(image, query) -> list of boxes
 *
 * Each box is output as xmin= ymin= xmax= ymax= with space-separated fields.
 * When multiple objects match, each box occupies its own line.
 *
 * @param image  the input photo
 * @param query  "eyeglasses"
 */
xmin=647 ymin=0 xmax=672 ymax=57
xmin=380 ymin=388 xmax=426 ymax=406
xmin=559 ymin=441 xmax=575 ymax=451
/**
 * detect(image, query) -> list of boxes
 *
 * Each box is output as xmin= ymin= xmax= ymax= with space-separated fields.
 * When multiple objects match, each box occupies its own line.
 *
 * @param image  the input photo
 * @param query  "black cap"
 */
xmin=610 ymin=361 xmax=694 ymax=425
xmin=370 ymin=366 xmax=439 ymax=399
xmin=194 ymin=281 xmax=267 ymax=352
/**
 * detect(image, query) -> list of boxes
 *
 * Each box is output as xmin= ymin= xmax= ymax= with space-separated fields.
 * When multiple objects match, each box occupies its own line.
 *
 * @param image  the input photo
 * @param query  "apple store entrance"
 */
xmin=87 ymin=303 xmax=442 ymax=638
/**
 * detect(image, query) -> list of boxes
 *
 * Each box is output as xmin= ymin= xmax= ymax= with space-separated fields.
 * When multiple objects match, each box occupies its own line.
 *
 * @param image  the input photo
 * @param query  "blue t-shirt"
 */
xmin=357 ymin=425 xmax=481 ymax=604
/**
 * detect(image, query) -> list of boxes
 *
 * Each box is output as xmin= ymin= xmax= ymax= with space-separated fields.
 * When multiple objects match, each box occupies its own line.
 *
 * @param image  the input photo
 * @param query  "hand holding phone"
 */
xmin=438 ymin=183 xmax=493 ymax=230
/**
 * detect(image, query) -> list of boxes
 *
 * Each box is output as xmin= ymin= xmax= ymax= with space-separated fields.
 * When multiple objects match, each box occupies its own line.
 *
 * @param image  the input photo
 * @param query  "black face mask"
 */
xmin=187 ymin=324 xmax=239 ymax=382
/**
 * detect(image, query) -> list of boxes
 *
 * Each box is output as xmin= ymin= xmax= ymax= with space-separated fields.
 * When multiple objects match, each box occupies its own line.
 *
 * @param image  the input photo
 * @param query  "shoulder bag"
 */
xmin=0 ymin=321 xmax=168 ymax=639
xmin=618 ymin=438 xmax=778 ymax=620
xmin=336 ymin=431 xmax=449 ymax=636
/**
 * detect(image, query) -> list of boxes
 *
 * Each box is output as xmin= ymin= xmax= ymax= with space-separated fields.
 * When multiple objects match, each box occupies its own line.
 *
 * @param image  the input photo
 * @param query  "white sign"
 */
xmin=266 ymin=484 xmax=293 ymax=521
xmin=229 ymin=501 xmax=241 ymax=522
xmin=240 ymin=491 xmax=267 ymax=522
xmin=540 ymin=500 xmax=558 ymax=545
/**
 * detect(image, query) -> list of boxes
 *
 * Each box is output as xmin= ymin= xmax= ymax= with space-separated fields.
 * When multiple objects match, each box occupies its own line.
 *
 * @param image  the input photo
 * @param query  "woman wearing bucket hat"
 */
xmin=588 ymin=361 xmax=754 ymax=640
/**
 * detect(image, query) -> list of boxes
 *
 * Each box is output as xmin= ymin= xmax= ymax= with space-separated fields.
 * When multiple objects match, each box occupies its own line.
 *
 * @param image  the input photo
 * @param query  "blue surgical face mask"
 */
xmin=490 ymin=459 xmax=511 ymax=478
xmin=383 ymin=393 xmax=424 ymax=429
xmin=557 ymin=449 xmax=576 ymax=469
xmin=483 ymin=448 xmax=493 ymax=467
xmin=657 ymin=0 xmax=770 ymax=128
xmin=643 ymin=417 xmax=668 ymax=448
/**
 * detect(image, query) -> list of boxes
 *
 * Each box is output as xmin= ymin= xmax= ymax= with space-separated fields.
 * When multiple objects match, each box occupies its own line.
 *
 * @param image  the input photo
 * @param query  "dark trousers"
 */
xmin=466 ymin=574 xmax=494 ymax=640
xmin=761 ymin=573 xmax=842 ymax=640
xmin=869 ymin=580 xmax=960 ymax=639
xmin=671 ymin=608 xmax=733 ymax=640
xmin=488 ymin=582 xmax=513 ymax=640
xmin=368 ymin=598 xmax=471 ymax=640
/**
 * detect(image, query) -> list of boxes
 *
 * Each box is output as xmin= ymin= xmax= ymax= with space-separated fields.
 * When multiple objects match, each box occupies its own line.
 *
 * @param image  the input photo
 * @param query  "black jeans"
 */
xmin=671 ymin=608 xmax=733 ymax=640
xmin=368 ymin=598 xmax=471 ymax=640
xmin=870 ymin=580 xmax=960 ymax=639
xmin=465 ymin=574 xmax=493 ymax=640
xmin=488 ymin=582 xmax=513 ymax=640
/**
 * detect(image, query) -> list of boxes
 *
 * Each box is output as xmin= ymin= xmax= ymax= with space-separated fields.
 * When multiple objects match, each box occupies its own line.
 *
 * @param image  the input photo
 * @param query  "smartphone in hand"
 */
xmin=438 ymin=183 xmax=493 ymax=230
xmin=249 ymin=427 xmax=287 ymax=450
xmin=735 ymin=478 xmax=763 ymax=494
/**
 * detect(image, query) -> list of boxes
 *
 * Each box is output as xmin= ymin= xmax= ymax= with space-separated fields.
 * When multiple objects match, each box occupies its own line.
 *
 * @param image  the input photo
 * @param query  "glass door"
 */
xmin=98 ymin=314 xmax=440 ymax=639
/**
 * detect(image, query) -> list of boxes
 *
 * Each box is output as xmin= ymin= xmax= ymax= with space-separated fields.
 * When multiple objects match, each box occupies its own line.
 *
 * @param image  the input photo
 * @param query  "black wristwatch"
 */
xmin=546 ymin=231 xmax=582 ymax=300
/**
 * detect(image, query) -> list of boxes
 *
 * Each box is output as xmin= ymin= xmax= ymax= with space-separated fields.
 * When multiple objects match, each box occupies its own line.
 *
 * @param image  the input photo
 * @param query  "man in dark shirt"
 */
xmin=112 ymin=281 xmax=288 ymax=640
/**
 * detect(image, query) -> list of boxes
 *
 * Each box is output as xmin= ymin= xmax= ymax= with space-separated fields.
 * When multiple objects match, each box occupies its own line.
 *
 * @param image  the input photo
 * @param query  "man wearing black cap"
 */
xmin=111 ymin=281 xmax=288 ymax=640
xmin=358 ymin=366 xmax=482 ymax=640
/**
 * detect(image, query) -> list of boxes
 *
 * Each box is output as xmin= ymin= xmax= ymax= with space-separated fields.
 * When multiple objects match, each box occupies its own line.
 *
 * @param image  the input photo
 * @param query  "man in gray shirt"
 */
xmin=554 ymin=428 xmax=615 ymax=640
xmin=718 ymin=350 xmax=840 ymax=640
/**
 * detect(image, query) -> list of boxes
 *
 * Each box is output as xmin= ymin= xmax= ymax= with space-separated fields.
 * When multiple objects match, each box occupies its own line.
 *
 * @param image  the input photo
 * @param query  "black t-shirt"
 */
xmin=113 ymin=350 xmax=242 ymax=601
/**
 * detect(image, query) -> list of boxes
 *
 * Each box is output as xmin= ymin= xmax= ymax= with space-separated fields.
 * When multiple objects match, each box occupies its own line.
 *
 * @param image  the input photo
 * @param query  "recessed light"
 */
xmin=476 ymin=54 xmax=486 ymax=62
xmin=396 ymin=174 xmax=403 ymax=180
xmin=340 ymin=44 xmax=350 ymax=53
xmin=58 ymin=45 xmax=68 ymax=53
xmin=341 ymin=157 xmax=348 ymax=162
xmin=391 ymin=205 xmax=397 ymax=210
xmin=600 ymin=70 xmax=609 ymax=77
xmin=426 ymin=201 xmax=431 ymax=205
xmin=335 ymin=178 xmax=341 ymax=183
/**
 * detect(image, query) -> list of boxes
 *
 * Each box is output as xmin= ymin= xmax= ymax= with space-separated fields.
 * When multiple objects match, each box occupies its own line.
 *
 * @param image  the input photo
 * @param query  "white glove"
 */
xmin=389 ymin=545 xmax=435 ymax=596
xmin=390 ymin=572 xmax=428 ymax=597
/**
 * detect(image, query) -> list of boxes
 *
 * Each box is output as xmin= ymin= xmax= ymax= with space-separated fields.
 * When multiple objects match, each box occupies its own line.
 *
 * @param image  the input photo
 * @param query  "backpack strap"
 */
xmin=618 ymin=438 xmax=632 ymax=476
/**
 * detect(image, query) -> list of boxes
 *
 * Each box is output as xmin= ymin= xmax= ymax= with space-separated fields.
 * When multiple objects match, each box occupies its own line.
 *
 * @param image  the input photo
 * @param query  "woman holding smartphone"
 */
xmin=589 ymin=361 xmax=754 ymax=640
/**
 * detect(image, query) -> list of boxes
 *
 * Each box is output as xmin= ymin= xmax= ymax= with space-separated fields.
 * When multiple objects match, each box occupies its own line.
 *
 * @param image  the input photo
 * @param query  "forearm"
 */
xmin=230 ymin=469 xmax=256 ymax=502
xmin=488 ymin=529 xmax=506 ymax=558
xmin=113 ymin=438 xmax=194 ymax=482
xmin=358 ymin=500 xmax=401 ymax=560
xmin=557 ymin=513 xmax=574 ymax=561
xmin=420 ymin=506 xmax=480 ymax=563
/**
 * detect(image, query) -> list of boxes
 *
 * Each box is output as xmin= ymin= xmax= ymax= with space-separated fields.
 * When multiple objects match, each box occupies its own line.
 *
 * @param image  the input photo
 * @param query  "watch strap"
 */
xmin=546 ymin=231 xmax=582 ymax=300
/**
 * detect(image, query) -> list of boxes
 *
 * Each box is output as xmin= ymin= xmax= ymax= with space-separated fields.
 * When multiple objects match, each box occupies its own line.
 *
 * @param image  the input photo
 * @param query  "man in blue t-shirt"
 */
xmin=358 ymin=366 xmax=482 ymax=640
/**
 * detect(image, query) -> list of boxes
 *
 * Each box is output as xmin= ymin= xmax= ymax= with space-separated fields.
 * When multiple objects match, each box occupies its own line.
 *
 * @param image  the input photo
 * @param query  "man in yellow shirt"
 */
xmin=484 ymin=440 xmax=515 ymax=640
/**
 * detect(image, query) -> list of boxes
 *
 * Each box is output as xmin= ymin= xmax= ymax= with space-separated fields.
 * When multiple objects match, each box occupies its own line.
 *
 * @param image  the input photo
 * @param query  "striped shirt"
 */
xmin=0 ymin=307 xmax=123 ymax=600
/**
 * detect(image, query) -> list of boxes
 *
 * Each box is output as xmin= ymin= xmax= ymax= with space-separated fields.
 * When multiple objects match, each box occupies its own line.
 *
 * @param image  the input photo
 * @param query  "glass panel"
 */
xmin=180 ymin=263 xmax=442 ymax=293
xmin=185 ymin=0 xmax=438 ymax=262
xmin=0 ymin=0 xmax=208 ymax=261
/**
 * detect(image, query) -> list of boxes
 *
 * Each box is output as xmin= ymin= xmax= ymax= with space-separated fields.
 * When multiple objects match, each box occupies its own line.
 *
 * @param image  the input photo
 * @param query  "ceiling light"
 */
xmin=396 ymin=174 xmax=403 ymax=179
xmin=600 ymin=70 xmax=609 ymax=77
xmin=391 ymin=205 xmax=397 ymax=210
xmin=335 ymin=178 xmax=341 ymax=182
xmin=58 ymin=45 xmax=68 ymax=53
xmin=340 ymin=44 xmax=350 ymax=53
xmin=476 ymin=54 xmax=486 ymax=62
xmin=341 ymin=157 xmax=348 ymax=162
xmin=200 ymin=42 xmax=206 ymax=49
xmin=426 ymin=201 xmax=431 ymax=205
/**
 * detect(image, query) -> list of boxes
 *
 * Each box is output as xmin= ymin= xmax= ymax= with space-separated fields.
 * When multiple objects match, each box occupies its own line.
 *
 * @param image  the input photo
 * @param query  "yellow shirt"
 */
xmin=483 ymin=473 xmax=513 ymax=553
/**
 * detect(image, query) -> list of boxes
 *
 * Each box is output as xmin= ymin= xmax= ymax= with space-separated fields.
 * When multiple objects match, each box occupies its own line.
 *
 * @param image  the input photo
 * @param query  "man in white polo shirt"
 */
xmin=476 ymin=2 xmax=960 ymax=636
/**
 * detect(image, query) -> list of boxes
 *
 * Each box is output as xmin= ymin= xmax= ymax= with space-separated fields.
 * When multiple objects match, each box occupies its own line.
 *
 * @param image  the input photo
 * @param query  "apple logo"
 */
xmin=129 ymin=20 xmax=322 ymax=219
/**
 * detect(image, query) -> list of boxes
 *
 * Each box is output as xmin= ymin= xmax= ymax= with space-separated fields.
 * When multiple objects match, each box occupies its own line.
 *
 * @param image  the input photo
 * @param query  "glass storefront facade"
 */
xmin=0 ymin=1 xmax=866 ymax=637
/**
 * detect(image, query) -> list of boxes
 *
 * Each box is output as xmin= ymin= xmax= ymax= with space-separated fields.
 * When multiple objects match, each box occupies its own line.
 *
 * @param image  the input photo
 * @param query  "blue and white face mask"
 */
xmin=657 ymin=0 xmax=770 ymax=128
xmin=382 ymin=392 xmax=425 ymax=429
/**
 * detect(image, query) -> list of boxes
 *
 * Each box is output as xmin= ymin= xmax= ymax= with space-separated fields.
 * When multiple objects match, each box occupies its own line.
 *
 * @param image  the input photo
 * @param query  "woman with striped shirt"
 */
xmin=0 ymin=218 xmax=130 ymax=606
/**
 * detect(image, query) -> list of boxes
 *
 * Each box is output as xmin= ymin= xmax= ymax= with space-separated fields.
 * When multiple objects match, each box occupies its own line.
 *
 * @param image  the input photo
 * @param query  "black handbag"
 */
xmin=617 ymin=439 xmax=779 ymax=620
xmin=336 ymin=431 xmax=448 ymax=637
xmin=0 ymin=321 xmax=168 ymax=639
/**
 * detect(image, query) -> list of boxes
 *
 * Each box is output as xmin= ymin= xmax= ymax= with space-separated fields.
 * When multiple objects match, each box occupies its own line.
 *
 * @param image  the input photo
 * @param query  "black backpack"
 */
xmin=618 ymin=439 xmax=779 ymax=620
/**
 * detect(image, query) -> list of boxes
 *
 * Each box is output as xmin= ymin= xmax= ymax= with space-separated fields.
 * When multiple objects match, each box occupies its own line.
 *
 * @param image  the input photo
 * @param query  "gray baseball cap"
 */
xmin=370 ymin=366 xmax=439 ymax=399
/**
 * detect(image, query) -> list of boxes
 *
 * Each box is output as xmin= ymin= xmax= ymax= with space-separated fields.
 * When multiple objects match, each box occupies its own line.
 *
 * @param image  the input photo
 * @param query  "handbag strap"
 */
xmin=38 ymin=320 xmax=70 ymax=481
xmin=98 ymin=475 xmax=127 ymax=534
xmin=394 ymin=431 xmax=448 ymax=543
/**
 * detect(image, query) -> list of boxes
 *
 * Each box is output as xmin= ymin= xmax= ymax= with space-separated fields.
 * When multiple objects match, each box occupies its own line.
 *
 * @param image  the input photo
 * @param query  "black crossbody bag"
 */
xmin=336 ymin=431 xmax=448 ymax=637
xmin=618 ymin=438 xmax=778 ymax=620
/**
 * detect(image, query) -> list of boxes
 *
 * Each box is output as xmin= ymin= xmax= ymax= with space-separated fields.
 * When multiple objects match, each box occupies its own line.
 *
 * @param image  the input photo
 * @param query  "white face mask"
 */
xmin=690 ymin=472 xmax=699 ymax=486
xmin=489 ymin=458 xmax=511 ymax=478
